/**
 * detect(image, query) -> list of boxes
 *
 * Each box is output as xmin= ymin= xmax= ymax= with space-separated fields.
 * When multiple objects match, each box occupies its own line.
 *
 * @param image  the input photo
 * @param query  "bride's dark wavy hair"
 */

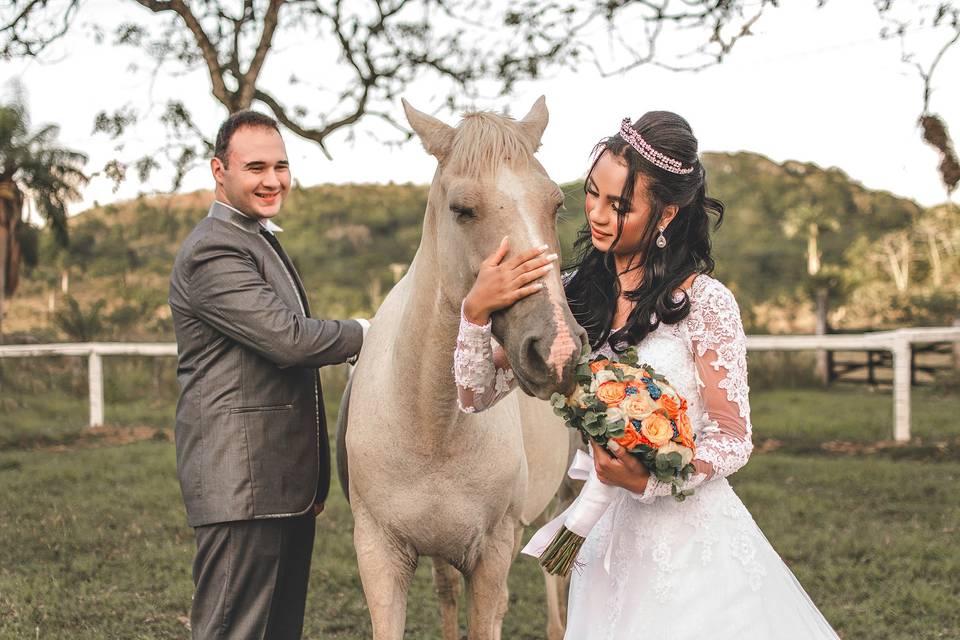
xmin=565 ymin=111 xmax=724 ymax=351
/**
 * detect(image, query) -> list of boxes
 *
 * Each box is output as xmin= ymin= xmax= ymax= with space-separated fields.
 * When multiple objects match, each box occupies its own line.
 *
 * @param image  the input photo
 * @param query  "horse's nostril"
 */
xmin=520 ymin=336 xmax=551 ymax=376
xmin=522 ymin=336 xmax=540 ymax=363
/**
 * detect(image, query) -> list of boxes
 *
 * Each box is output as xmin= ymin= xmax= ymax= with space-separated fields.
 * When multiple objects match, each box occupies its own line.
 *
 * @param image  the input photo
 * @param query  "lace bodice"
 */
xmin=453 ymin=274 xmax=753 ymax=502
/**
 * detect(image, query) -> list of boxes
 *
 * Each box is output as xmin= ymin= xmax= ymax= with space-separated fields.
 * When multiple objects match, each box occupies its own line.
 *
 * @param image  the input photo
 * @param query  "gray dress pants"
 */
xmin=190 ymin=512 xmax=316 ymax=640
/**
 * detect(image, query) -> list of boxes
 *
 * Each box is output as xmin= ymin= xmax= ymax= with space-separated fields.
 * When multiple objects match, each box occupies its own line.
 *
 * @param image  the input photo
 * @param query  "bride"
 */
xmin=452 ymin=111 xmax=841 ymax=639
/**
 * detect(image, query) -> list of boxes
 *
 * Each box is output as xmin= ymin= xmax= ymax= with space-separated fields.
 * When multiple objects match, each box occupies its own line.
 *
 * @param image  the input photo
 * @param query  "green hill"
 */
xmin=6 ymin=151 xmax=956 ymax=342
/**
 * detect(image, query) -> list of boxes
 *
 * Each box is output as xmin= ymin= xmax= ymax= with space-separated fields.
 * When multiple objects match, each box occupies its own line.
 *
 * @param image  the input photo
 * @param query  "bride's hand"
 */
xmin=591 ymin=439 xmax=650 ymax=494
xmin=462 ymin=237 xmax=558 ymax=325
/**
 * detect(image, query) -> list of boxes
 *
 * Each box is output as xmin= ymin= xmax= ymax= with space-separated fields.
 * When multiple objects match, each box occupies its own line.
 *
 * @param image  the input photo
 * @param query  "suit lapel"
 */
xmin=207 ymin=201 xmax=312 ymax=318
xmin=265 ymin=235 xmax=312 ymax=318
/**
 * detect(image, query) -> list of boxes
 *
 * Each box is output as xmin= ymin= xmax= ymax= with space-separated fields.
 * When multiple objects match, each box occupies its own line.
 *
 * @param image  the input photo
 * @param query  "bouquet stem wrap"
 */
xmin=522 ymin=450 xmax=618 ymax=576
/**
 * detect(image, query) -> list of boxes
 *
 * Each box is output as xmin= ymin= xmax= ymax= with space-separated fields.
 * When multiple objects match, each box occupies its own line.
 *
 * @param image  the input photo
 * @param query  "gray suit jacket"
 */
xmin=169 ymin=202 xmax=363 ymax=527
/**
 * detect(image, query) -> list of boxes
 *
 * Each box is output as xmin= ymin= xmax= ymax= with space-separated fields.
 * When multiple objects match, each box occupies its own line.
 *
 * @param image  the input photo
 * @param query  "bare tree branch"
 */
xmin=881 ymin=1 xmax=960 ymax=194
xmin=239 ymin=0 xmax=283 ymax=107
xmin=1 ymin=0 xmax=782 ymax=187
xmin=132 ymin=0 xmax=234 ymax=107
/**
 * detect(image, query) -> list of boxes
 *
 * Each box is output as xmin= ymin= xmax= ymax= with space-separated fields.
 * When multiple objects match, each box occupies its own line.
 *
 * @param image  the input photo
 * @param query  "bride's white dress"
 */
xmin=453 ymin=275 xmax=840 ymax=639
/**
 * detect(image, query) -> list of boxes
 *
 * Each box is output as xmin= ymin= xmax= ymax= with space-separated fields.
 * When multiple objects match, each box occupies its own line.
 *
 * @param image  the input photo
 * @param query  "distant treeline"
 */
xmin=7 ymin=151 xmax=958 ymax=342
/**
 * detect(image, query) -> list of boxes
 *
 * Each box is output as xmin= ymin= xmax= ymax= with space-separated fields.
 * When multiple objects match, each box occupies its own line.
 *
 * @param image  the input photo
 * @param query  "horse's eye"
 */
xmin=451 ymin=204 xmax=476 ymax=220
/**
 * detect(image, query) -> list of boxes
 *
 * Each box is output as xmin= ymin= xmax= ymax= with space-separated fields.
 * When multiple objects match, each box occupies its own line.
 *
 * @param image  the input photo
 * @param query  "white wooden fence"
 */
xmin=1 ymin=327 xmax=958 ymax=441
xmin=0 ymin=343 xmax=177 ymax=429
xmin=746 ymin=327 xmax=960 ymax=441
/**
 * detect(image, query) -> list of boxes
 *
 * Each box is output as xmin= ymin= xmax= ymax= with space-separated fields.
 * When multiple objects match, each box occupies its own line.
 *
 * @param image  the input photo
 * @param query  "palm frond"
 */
xmin=0 ymin=81 xmax=88 ymax=250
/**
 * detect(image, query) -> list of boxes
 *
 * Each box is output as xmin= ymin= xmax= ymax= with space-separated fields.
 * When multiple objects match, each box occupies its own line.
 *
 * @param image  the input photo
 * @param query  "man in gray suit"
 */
xmin=169 ymin=110 xmax=366 ymax=639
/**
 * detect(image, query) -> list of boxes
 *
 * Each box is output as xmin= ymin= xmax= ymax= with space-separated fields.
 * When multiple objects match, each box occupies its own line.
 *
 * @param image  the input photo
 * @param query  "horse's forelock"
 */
xmin=446 ymin=112 xmax=536 ymax=178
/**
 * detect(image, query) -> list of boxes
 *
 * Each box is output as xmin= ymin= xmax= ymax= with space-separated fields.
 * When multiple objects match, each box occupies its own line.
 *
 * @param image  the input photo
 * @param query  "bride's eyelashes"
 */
xmin=586 ymin=180 xmax=631 ymax=216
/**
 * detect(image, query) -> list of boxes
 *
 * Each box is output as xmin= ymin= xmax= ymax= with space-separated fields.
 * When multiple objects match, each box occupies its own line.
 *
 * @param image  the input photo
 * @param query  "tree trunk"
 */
xmin=806 ymin=223 xmax=821 ymax=276
xmin=0 ymin=180 xmax=24 ymax=344
xmin=0 ymin=230 xmax=6 ymax=345
xmin=61 ymin=269 xmax=70 ymax=295
xmin=926 ymin=230 xmax=942 ymax=287
xmin=884 ymin=236 xmax=911 ymax=292
xmin=814 ymin=286 xmax=830 ymax=386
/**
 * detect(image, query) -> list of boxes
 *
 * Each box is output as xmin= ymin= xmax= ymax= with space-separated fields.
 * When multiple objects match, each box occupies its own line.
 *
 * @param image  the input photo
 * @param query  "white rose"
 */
xmin=623 ymin=393 xmax=656 ymax=420
xmin=567 ymin=385 xmax=588 ymax=408
xmin=605 ymin=407 xmax=625 ymax=425
xmin=594 ymin=370 xmax=618 ymax=385
xmin=658 ymin=440 xmax=694 ymax=467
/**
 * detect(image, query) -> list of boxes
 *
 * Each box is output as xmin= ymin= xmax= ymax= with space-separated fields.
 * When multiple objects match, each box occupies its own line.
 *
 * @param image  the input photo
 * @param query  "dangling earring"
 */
xmin=656 ymin=227 xmax=667 ymax=249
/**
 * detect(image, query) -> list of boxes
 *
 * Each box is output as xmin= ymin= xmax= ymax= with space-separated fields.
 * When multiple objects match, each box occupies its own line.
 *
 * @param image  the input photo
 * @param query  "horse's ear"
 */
xmin=519 ymin=95 xmax=549 ymax=151
xmin=402 ymin=98 xmax=455 ymax=161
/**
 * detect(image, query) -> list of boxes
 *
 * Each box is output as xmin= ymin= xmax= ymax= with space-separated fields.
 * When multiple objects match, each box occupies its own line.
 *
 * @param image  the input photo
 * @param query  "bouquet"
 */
xmin=526 ymin=345 xmax=696 ymax=576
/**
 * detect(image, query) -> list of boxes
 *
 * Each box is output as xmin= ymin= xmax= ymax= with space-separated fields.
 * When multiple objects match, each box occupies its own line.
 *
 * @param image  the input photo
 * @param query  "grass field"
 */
xmin=1 ymin=369 xmax=959 ymax=639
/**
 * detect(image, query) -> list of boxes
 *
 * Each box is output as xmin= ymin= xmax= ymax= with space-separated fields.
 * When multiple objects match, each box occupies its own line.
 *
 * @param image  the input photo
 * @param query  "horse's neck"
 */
xmin=387 ymin=250 xmax=463 ymax=434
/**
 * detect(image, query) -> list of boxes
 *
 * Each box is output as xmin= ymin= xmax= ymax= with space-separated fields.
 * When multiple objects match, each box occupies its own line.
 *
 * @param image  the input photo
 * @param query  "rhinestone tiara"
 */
xmin=618 ymin=118 xmax=695 ymax=175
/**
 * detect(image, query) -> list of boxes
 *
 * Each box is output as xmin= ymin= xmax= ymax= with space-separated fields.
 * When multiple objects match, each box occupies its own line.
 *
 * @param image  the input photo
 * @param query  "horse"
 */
xmin=335 ymin=97 xmax=587 ymax=639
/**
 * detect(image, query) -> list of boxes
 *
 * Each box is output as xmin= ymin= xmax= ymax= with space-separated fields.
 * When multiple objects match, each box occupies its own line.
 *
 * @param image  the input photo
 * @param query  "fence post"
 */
xmin=892 ymin=337 xmax=911 ymax=442
xmin=953 ymin=317 xmax=960 ymax=371
xmin=88 ymin=350 xmax=104 ymax=428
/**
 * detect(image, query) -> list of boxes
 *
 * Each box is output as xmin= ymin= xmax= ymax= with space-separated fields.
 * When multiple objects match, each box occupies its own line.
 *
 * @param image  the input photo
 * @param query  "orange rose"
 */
xmin=640 ymin=412 xmax=674 ymax=447
xmin=659 ymin=394 xmax=682 ymax=420
xmin=589 ymin=359 xmax=610 ymax=373
xmin=677 ymin=416 xmax=695 ymax=452
xmin=596 ymin=381 xmax=627 ymax=405
xmin=613 ymin=423 xmax=653 ymax=451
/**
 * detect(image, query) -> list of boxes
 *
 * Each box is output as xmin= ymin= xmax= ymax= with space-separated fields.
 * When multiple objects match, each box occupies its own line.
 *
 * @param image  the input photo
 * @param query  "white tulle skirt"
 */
xmin=565 ymin=478 xmax=840 ymax=640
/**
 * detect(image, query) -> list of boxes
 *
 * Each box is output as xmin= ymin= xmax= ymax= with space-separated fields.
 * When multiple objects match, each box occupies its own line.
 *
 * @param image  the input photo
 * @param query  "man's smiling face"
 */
xmin=212 ymin=125 xmax=290 ymax=219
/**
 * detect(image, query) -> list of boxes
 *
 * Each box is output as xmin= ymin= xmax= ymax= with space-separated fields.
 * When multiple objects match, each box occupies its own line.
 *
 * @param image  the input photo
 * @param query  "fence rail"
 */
xmin=0 ymin=343 xmax=177 ymax=428
xmin=2 ymin=328 xmax=959 ymax=441
xmin=745 ymin=327 xmax=960 ymax=441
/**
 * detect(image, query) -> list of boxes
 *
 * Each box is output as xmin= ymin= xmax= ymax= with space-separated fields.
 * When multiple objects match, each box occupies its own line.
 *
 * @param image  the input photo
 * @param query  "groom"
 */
xmin=169 ymin=110 xmax=366 ymax=639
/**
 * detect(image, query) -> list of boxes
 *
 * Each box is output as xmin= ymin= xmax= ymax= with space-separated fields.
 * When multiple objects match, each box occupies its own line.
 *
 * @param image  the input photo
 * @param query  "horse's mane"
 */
xmin=447 ymin=111 xmax=534 ymax=177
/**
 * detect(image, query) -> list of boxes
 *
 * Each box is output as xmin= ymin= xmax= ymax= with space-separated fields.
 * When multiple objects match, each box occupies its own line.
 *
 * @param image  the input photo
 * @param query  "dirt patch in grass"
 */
xmin=754 ymin=435 xmax=960 ymax=461
xmin=1 ymin=425 xmax=173 ymax=452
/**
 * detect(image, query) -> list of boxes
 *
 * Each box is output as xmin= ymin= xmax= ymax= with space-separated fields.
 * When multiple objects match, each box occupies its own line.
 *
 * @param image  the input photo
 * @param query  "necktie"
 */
xmin=259 ymin=229 xmax=309 ymax=316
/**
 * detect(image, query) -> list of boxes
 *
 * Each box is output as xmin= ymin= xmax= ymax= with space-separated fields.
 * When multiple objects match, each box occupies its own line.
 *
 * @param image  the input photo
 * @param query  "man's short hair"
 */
xmin=213 ymin=111 xmax=281 ymax=167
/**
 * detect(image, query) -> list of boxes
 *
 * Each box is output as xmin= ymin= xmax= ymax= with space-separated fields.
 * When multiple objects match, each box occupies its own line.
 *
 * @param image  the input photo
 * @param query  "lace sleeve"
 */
xmin=453 ymin=304 xmax=517 ymax=413
xmin=632 ymin=277 xmax=753 ymax=503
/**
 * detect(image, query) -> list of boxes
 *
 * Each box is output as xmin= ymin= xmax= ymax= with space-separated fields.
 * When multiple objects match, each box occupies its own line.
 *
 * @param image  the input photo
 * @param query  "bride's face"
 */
xmin=584 ymin=150 xmax=654 ymax=257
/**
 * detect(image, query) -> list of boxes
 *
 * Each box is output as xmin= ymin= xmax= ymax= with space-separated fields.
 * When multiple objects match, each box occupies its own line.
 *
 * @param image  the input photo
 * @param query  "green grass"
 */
xmin=1 ymin=379 xmax=959 ymax=638
xmin=2 ymin=439 xmax=959 ymax=639
xmin=752 ymin=385 xmax=960 ymax=445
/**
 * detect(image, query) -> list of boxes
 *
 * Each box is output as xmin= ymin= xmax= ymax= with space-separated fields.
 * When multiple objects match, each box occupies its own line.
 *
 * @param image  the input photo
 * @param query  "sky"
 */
xmin=2 ymin=0 xmax=958 ymax=216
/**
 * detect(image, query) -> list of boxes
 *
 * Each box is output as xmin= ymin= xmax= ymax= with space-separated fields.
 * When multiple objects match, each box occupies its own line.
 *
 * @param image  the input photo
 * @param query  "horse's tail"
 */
xmin=335 ymin=372 xmax=355 ymax=503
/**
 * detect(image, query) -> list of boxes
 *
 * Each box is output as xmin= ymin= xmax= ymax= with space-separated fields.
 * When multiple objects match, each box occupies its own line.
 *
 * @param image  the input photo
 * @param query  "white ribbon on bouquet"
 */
xmin=522 ymin=449 xmax=621 ymax=573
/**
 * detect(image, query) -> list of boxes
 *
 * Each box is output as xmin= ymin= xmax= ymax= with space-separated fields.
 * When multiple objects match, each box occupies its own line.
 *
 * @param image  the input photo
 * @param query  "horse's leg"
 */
xmin=542 ymin=467 xmax=579 ymax=640
xmin=490 ymin=523 xmax=524 ymax=640
xmin=542 ymin=569 xmax=570 ymax=640
xmin=353 ymin=500 xmax=418 ymax=640
xmin=432 ymin=558 xmax=462 ymax=640
xmin=464 ymin=519 xmax=517 ymax=640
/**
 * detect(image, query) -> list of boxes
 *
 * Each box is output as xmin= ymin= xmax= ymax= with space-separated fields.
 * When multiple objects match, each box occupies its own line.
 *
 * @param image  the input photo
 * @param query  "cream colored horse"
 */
xmin=337 ymin=97 xmax=585 ymax=640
